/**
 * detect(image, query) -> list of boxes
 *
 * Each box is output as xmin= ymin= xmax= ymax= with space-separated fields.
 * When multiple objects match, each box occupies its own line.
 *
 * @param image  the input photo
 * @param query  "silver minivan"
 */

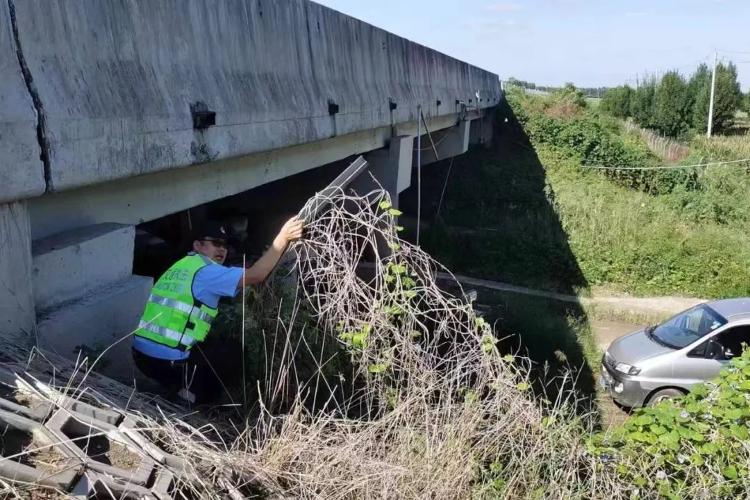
xmin=601 ymin=298 xmax=750 ymax=408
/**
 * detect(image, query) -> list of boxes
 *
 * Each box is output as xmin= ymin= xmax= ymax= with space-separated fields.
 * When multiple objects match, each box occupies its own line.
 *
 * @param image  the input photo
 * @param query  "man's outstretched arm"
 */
xmin=239 ymin=216 xmax=304 ymax=288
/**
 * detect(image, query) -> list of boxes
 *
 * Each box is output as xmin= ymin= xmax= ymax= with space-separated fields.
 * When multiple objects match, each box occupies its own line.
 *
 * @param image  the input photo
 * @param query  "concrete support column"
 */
xmin=354 ymin=135 xmax=413 ymax=207
xmin=469 ymin=110 xmax=494 ymax=147
xmin=0 ymin=201 xmax=36 ymax=343
xmin=417 ymin=119 xmax=471 ymax=166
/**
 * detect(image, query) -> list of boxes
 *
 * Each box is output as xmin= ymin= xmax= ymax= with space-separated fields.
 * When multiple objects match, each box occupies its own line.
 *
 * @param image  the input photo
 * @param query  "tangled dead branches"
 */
xmin=1 ymin=187 xmax=614 ymax=499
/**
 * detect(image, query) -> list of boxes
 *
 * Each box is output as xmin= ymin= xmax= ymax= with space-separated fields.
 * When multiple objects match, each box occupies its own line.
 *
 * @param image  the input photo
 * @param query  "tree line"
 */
xmin=505 ymin=77 xmax=608 ymax=98
xmin=600 ymin=62 xmax=746 ymax=137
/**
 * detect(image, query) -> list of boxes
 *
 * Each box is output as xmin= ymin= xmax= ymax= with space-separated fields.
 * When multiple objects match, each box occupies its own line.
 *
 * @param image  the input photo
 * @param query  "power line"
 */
xmin=582 ymin=158 xmax=750 ymax=171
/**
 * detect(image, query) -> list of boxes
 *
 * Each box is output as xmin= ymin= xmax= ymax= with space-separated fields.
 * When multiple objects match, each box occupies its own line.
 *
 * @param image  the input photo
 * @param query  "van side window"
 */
xmin=715 ymin=326 xmax=750 ymax=359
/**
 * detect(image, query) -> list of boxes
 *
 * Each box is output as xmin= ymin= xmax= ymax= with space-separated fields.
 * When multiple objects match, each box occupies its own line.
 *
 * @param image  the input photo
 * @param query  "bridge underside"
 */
xmin=0 ymin=0 xmax=499 ymax=379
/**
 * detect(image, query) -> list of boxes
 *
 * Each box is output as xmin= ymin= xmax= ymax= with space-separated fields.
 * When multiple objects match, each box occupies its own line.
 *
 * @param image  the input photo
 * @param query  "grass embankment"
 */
xmin=412 ymin=88 xmax=750 ymax=299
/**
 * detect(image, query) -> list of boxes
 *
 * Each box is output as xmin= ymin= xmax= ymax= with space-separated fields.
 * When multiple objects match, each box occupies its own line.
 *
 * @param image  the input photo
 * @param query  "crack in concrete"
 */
xmin=8 ymin=0 xmax=52 ymax=193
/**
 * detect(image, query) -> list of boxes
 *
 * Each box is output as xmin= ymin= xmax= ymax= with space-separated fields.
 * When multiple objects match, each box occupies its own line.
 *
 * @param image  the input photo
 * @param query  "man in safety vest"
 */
xmin=132 ymin=217 xmax=304 ymax=404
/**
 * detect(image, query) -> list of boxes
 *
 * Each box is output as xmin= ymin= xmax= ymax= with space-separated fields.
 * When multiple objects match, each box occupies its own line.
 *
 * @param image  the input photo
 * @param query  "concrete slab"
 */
xmin=36 ymin=275 xmax=152 ymax=382
xmin=0 ymin=201 xmax=35 ymax=343
xmin=32 ymin=223 xmax=135 ymax=310
xmin=0 ymin=0 xmax=45 ymax=203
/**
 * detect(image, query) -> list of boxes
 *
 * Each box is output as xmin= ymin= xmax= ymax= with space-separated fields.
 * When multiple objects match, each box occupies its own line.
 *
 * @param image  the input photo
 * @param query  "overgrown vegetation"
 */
xmin=413 ymin=87 xmax=750 ymax=298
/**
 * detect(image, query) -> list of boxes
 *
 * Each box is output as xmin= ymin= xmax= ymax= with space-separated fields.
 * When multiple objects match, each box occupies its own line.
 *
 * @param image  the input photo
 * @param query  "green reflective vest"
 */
xmin=135 ymin=254 xmax=219 ymax=351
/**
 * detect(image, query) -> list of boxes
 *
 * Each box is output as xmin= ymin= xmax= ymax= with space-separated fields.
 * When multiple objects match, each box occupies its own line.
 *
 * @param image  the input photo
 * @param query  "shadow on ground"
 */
xmin=400 ymin=99 xmax=601 ymax=416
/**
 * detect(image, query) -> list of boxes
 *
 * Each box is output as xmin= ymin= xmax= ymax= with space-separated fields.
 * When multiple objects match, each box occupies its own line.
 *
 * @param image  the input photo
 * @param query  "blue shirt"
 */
xmin=133 ymin=255 xmax=244 ymax=360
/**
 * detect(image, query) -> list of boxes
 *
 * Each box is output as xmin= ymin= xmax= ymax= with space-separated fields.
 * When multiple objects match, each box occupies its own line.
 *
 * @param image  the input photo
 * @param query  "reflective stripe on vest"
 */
xmin=138 ymin=320 xmax=197 ymax=348
xmin=134 ymin=254 xmax=219 ymax=350
xmin=147 ymin=294 xmax=215 ymax=324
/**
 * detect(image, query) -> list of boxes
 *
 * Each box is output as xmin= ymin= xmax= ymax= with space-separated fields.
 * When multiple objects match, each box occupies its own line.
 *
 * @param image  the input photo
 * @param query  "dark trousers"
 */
xmin=132 ymin=339 xmax=242 ymax=404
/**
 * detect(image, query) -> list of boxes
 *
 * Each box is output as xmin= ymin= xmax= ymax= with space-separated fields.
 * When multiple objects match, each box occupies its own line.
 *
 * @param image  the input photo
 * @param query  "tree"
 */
xmin=630 ymin=79 xmax=657 ymax=129
xmin=693 ymin=62 xmax=742 ymax=134
xmin=601 ymin=85 xmax=634 ymax=118
xmin=652 ymin=71 xmax=691 ymax=137
xmin=687 ymin=64 xmax=711 ymax=114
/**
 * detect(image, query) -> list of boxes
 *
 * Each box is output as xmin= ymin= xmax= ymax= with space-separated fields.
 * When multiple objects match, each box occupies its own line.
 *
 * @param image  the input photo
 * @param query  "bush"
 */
xmin=589 ymin=347 xmax=750 ymax=498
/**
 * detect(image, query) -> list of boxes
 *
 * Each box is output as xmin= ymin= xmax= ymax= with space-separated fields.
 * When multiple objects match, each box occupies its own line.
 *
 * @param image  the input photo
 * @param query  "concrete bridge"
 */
xmin=0 ymin=0 xmax=499 ymax=377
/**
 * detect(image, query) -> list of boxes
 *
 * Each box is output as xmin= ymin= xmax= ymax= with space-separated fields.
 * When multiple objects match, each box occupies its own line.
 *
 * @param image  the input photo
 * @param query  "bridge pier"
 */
xmin=416 ymin=120 xmax=471 ymax=167
xmin=354 ymin=135 xmax=414 ymax=208
xmin=0 ymin=201 xmax=36 ymax=345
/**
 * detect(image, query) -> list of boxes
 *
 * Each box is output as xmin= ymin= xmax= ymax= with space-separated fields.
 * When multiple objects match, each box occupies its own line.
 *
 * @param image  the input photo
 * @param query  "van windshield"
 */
xmin=652 ymin=304 xmax=727 ymax=349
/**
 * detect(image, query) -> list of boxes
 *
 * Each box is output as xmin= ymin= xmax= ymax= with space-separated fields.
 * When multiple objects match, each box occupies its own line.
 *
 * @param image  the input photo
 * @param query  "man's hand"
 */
xmin=274 ymin=216 xmax=305 ymax=247
xmin=240 ymin=216 xmax=305 ymax=287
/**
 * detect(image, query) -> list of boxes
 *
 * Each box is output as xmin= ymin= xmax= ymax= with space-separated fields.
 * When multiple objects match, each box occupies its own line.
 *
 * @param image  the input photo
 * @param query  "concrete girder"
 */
xmin=28 ymin=113 xmax=461 ymax=240
xmin=416 ymin=119 xmax=471 ymax=167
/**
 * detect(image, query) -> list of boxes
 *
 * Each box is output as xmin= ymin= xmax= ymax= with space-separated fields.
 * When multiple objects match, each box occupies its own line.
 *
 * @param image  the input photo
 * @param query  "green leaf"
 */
xmin=657 ymin=430 xmax=680 ymax=447
xmin=387 ymin=242 xmax=401 ymax=251
xmin=351 ymin=332 xmax=368 ymax=349
xmin=634 ymin=414 xmax=654 ymax=426
xmin=730 ymin=424 xmax=749 ymax=440
xmin=378 ymin=200 xmax=392 ymax=210
xmin=723 ymin=465 xmax=738 ymax=480
xmin=650 ymin=424 xmax=667 ymax=436
xmin=689 ymin=453 xmax=704 ymax=466
xmin=395 ymin=225 xmax=404 ymax=232
xmin=389 ymin=263 xmax=407 ymax=275
xmin=368 ymin=363 xmax=387 ymax=374
xmin=699 ymin=442 xmax=719 ymax=455
xmin=516 ymin=382 xmax=530 ymax=391
xmin=691 ymin=384 xmax=709 ymax=397
xmin=386 ymin=305 xmax=403 ymax=316
xmin=541 ymin=416 xmax=556 ymax=428
xmin=725 ymin=408 xmax=743 ymax=420
xmin=502 ymin=354 xmax=515 ymax=363
xmin=388 ymin=208 xmax=403 ymax=216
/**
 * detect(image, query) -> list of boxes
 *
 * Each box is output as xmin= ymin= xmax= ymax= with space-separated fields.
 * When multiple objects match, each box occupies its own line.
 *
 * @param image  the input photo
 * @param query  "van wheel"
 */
xmin=648 ymin=388 xmax=684 ymax=406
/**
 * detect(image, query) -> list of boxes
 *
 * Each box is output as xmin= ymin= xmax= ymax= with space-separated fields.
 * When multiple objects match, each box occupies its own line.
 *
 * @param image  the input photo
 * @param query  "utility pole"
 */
xmin=707 ymin=51 xmax=718 ymax=138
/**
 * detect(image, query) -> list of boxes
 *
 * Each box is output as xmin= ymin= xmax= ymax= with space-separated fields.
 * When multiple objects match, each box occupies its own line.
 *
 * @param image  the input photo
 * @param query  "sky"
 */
xmin=314 ymin=0 xmax=750 ymax=92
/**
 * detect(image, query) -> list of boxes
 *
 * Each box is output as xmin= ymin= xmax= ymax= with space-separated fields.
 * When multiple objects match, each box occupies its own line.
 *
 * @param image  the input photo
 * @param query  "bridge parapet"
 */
xmin=9 ymin=0 xmax=500 ymax=196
